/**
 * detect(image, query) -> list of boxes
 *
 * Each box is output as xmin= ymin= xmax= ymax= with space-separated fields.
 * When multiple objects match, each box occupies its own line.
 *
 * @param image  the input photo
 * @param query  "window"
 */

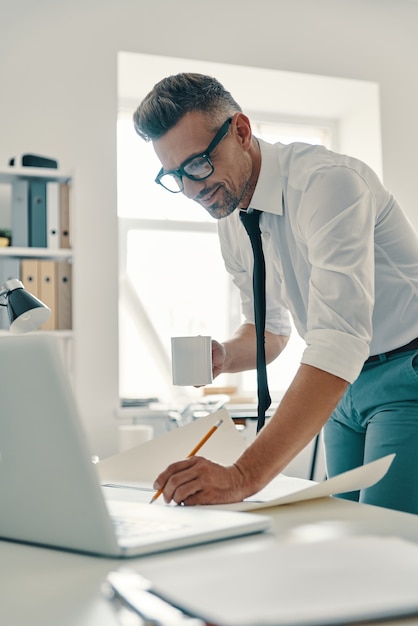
xmin=118 ymin=114 xmax=331 ymax=403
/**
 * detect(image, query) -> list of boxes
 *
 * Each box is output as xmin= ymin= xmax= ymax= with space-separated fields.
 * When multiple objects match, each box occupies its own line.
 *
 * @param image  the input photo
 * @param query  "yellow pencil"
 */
xmin=149 ymin=418 xmax=224 ymax=504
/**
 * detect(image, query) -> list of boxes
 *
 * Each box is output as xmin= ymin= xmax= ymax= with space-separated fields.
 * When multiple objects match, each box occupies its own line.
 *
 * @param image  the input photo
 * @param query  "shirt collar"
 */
xmin=247 ymin=138 xmax=283 ymax=216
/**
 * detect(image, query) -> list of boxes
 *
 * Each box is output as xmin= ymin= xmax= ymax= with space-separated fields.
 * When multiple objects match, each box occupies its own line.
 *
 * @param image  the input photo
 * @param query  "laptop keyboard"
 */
xmin=112 ymin=516 xmax=187 ymax=540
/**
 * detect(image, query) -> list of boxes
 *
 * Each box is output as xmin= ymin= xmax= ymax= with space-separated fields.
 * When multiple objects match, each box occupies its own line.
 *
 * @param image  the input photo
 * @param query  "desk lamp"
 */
xmin=0 ymin=278 xmax=51 ymax=333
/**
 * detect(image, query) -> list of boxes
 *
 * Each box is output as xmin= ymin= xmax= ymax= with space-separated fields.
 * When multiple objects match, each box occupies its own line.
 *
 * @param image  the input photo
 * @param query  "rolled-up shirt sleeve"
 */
xmin=299 ymin=165 xmax=375 ymax=382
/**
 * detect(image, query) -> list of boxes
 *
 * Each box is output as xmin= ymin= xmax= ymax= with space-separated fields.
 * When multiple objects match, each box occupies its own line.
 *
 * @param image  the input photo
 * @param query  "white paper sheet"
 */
xmin=210 ymin=453 xmax=395 ymax=511
xmin=142 ymin=535 xmax=418 ymax=626
xmin=96 ymin=408 xmax=247 ymax=484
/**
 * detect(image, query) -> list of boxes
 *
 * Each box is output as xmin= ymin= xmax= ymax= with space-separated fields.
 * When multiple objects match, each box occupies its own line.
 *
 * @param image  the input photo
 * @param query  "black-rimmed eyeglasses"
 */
xmin=155 ymin=117 xmax=233 ymax=193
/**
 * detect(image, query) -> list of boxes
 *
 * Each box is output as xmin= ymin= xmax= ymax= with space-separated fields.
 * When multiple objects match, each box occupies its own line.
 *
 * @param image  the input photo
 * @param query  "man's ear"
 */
xmin=233 ymin=113 xmax=253 ymax=151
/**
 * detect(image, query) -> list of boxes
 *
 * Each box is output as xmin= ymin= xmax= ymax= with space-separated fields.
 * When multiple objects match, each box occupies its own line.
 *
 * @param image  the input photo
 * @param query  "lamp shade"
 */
xmin=1 ymin=279 xmax=51 ymax=333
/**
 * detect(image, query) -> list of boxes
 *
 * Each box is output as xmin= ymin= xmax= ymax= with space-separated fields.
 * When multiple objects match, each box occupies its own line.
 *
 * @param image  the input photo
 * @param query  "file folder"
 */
xmin=46 ymin=182 xmax=60 ymax=249
xmin=11 ymin=179 xmax=29 ymax=247
xmin=56 ymin=260 xmax=72 ymax=329
xmin=0 ymin=257 xmax=21 ymax=329
xmin=59 ymin=183 xmax=71 ymax=249
xmin=20 ymin=258 xmax=40 ymax=299
xmin=39 ymin=259 xmax=57 ymax=329
xmin=29 ymin=180 xmax=47 ymax=247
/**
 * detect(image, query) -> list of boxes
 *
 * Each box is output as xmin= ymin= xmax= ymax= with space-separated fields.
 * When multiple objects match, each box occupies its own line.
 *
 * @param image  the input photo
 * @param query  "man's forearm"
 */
xmin=222 ymin=323 xmax=289 ymax=373
xmin=234 ymin=363 xmax=349 ymax=495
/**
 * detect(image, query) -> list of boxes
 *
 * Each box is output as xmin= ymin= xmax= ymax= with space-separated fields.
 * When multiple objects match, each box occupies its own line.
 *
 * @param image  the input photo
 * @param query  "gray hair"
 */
xmin=133 ymin=73 xmax=242 ymax=141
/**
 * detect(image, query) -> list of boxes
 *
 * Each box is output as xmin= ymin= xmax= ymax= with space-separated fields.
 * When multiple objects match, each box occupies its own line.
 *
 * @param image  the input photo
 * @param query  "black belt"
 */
xmin=365 ymin=337 xmax=418 ymax=364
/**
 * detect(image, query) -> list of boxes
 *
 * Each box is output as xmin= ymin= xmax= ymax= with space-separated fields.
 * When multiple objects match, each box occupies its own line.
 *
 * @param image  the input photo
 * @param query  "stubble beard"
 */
xmin=200 ymin=178 xmax=253 ymax=221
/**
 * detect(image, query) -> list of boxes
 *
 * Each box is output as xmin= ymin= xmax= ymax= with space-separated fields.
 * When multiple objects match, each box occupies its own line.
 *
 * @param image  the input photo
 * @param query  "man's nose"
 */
xmin=182 ymin=177 xmax=203 ymax=199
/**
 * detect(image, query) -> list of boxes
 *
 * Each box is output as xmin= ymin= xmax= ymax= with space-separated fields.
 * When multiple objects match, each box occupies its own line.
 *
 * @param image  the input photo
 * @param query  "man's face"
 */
xmin=153 ymin=111 xmax=256 ymax=220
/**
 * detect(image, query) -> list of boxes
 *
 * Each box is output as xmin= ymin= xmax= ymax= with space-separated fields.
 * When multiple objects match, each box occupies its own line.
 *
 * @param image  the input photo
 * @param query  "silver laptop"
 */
xmin=0 ymin=333 xmax=270 ymax=558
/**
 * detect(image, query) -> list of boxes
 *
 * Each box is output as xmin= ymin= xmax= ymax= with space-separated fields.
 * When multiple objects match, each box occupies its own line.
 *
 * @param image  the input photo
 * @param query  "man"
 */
xmin=133 ymin=73 xmax=418 ymax=514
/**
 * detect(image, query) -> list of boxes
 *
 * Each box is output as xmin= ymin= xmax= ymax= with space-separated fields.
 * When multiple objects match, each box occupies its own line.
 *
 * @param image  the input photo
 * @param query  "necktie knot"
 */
xmin=239 ymin=209 xmax=261 ymax=236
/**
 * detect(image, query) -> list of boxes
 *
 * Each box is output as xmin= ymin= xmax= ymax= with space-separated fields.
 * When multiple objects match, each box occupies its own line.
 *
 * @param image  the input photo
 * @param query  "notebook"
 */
xmin=0 ymin=334 xmax=270 ymax=558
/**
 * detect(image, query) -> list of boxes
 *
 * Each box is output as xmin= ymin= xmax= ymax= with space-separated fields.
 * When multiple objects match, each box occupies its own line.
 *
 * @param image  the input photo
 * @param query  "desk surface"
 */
xmin=1 ymin=497 xmax=418 ymax=626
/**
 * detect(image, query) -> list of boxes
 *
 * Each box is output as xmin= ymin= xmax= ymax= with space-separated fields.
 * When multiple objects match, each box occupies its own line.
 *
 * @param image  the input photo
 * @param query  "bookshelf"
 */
xmin=0 ymin=165 xmax=74 ymax=337
xmin=0 ymin=246 xmax=72 ymax=259
xmin=0 ymin=166 xmax=71 ymax=185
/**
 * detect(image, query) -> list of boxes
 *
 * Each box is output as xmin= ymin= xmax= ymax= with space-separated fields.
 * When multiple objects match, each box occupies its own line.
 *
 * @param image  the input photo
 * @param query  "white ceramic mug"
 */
xmin=171 ymin=335 xmax=213 ymax=386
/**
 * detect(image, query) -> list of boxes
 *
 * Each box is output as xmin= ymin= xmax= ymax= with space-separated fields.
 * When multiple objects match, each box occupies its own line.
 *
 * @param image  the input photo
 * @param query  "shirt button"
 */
xmin=262 ymin=232 xmax=271 ymax=240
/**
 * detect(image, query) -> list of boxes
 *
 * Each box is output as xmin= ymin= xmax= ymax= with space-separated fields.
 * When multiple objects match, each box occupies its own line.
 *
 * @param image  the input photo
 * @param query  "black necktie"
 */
xmin=239 ymin=209 xmax=271 ymax=432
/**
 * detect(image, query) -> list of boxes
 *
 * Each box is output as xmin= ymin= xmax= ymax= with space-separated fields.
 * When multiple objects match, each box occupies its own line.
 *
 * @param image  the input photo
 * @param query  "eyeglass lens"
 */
xmin=183 ymin=156 xmax=213 ymax=178
xmin=157 ymin=117 xmax=232 ymax=193
xmin=159 ymin=157 xmax=214 ymax=191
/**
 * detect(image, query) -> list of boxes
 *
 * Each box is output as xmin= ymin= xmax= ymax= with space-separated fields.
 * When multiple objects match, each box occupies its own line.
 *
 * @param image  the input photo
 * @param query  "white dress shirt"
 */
xmin=218 ymin=139 xmax=418 ymax=383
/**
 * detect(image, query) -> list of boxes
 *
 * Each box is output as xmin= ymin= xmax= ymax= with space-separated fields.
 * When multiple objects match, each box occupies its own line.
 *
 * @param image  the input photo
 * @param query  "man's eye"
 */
xmin=184 ymin=157 xmax=212 ymax=177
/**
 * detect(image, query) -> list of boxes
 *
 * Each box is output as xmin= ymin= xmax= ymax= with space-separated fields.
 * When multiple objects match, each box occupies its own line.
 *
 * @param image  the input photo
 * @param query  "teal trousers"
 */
xmin=323 ymin=350 xmax=418 ymax=515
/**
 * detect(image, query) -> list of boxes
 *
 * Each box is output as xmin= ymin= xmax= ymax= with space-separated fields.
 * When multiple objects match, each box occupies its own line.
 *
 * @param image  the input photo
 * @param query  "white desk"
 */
xmin=1 ymin=497 xmax=418 ymax=626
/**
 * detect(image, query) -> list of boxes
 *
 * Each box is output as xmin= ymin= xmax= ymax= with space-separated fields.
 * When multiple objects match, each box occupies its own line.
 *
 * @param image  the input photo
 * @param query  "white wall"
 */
xmin=1 ymin=0 xmax=417 ymax=457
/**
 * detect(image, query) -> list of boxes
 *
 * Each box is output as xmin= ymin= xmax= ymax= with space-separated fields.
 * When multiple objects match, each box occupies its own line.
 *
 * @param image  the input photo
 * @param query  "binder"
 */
xmin=0 ymin=257 xmax=21 ymax=329
xmin=11 ymin=180 xmax=29 ymax=246
xmin=39 ymin=259 xmax=57 ymax=330
xmin=46 ymin=182 xmax=60 ymax=249
xmin=56 ymin=260 xmax=72 ymax=329
xmin=29 ymin=180 xmax=47 ymax=247
xmin=20 ymin=258 xmax=40 ymax=299
xmin=59 ymin=183 xmax=71 ymax=249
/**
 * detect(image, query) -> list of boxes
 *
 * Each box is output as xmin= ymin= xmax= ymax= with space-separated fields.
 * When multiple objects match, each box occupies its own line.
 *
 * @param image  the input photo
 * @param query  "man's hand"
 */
xmin=211 ymin=340 xmax=227 ymax=379
xmin=211 ymin=324 xmax=287 ymax=379
xmin=153 ymin=364 xmax=349 ymax=507
xmin=152 ymin=457 xmax=248 ymax=505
